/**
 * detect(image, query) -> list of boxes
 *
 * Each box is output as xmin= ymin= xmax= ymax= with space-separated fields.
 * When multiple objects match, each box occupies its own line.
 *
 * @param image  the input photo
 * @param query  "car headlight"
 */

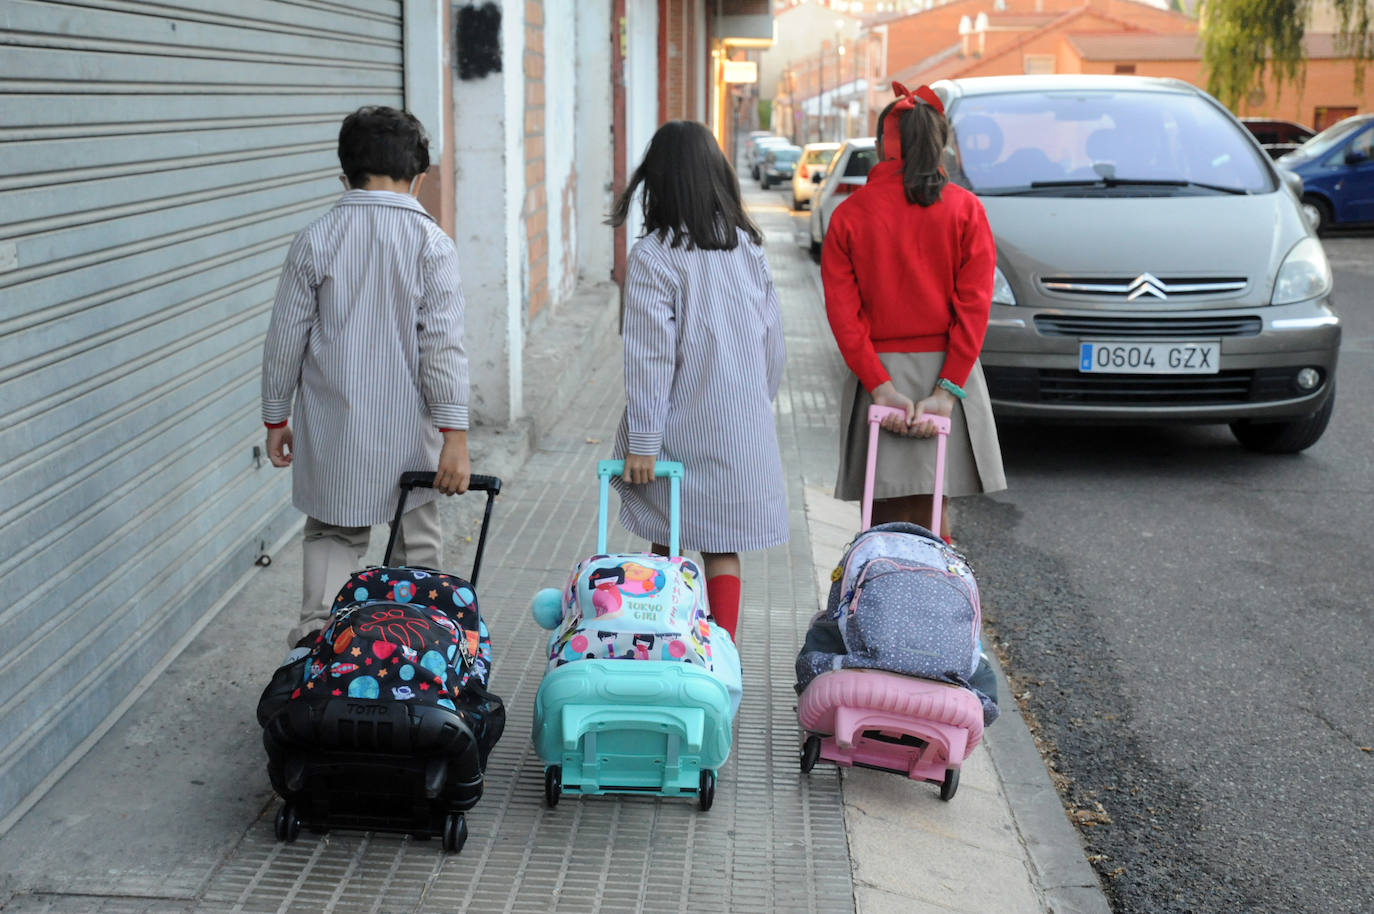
xmin=992 ymin=265 xmax=1017 ymax=305
xmin=1272 ymin=237 xmax=1332 ymax=305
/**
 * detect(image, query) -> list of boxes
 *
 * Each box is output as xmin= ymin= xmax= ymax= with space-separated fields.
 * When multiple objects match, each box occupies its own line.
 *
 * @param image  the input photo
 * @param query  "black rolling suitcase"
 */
xmin=256 ymin=471 xmax=505 ymax=853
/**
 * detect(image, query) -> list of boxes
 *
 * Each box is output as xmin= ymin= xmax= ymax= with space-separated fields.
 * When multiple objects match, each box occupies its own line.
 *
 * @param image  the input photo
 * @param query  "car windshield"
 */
xmin=946 ymin=89 xmax=1273 ymax=195
xmin=1284 ymin=116 xmax=1372 ymax=162
xmin=771 ymin=148 xmax=802 ymax=163
xmin=803 ymin=146 xmax=838 ymax=164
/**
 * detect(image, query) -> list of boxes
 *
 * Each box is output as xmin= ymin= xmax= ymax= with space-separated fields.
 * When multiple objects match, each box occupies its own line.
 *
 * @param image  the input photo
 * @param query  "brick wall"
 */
xmin=954 ymin=11 xmax=1135 ymax=79
xmin=1073 ymin=53 xmax=1374 ymax=127
xmin=660 ymin=0 xmax=702 ymax=123
xmin=878 ymin=0 xmax=1197 ymax=82
xmin=525 ymin=0 xmax=549 ymax=319
xmin=687 ymin=2 xmax=699 ymax=120
xmin=663 ymin=0 xmax=682 ymax=120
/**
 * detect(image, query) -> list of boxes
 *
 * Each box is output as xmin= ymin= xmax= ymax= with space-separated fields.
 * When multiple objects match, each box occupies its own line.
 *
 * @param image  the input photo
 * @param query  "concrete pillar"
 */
xmin=405 ymin=0 xmax=453 ymax=234
xmin=452 ymin=0 xmax=525 ymax=425
xmin=575 ymin=0 xmax=615 ymax=285
xmin=544 ymin=0 xmax=579 ymax=306
xmin=625 ymin=0 xmax=659 ymax=244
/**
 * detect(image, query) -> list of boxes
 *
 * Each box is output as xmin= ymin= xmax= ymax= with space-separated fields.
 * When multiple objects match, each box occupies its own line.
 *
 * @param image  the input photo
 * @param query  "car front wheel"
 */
xmin=1301 ymin=195 xmax=1333 ymax=235
xmin=1230 ymin=390 xmax=1335 ymax=453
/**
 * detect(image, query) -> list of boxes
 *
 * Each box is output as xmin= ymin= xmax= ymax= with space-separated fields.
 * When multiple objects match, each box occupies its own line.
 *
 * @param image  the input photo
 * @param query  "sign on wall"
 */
xmin=723 ymin=60 xmax=759 ymax=83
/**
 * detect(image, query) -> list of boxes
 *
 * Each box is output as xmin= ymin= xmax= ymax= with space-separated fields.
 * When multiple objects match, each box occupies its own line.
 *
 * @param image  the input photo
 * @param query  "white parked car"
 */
xmin=791 ymin=142 xmax=841 ymax=209
xmin=808 ymin=137 xmax=877 ymax=258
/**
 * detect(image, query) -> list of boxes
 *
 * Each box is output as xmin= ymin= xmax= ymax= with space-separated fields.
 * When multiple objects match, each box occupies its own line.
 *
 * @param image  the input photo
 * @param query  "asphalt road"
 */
xmin=778 ymin=185 xmax=1373 ymax=914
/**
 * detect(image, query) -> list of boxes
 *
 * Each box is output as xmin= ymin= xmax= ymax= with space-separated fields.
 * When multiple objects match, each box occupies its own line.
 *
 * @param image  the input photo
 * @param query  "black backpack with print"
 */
xmin=255 ymin=473 xmax=505 ymax=853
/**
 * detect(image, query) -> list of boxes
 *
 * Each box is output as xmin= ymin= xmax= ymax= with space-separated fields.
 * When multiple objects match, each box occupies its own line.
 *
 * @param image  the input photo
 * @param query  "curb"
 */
xmin=983 ymin=653 xmax=1114 ymax=914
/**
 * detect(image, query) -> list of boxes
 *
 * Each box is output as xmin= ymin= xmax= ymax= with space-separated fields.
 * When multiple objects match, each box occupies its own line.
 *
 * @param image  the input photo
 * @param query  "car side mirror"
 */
xmin=1345 ymin=149 xmax=1368 ymax=165
xmin=812 ymin=172 xmax=824 ymax=185
xmin=1279 ymin=167 xmax=1303 ymax=197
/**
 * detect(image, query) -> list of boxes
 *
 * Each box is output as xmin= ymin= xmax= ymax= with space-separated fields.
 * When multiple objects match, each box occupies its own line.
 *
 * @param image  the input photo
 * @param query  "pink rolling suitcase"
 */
xmin=797 ymin=406 xmax=987 ymax=800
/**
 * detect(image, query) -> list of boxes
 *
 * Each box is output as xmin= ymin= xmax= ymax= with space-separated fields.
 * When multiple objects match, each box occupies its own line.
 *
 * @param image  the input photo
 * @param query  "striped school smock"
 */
xmin=610 ymin=229 xmax=789 ymax=553
xmin=260 ymin=190 xmax=468 ymax=527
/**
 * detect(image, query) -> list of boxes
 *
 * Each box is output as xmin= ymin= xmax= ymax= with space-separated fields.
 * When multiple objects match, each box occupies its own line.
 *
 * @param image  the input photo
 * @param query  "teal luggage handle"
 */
xmin=596 ymin=460 xmax=684 ymax=557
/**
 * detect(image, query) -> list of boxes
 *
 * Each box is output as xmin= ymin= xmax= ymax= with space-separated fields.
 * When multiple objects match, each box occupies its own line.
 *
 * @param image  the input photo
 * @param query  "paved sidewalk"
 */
xmin=748 ymin=186 xmax=1110 ymax=914
xmin=0 ymin=189 xmax=1110 ymax=914
xmin=804 ymin=486 xmax=1107 ymax=914
xmin=0 ymin=292 xmax=851 ymax=913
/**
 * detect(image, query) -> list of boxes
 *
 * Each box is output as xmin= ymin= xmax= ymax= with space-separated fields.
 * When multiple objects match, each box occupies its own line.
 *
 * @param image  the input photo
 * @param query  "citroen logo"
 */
xmin=1126 ymin=273 xmax=1168 ymax=301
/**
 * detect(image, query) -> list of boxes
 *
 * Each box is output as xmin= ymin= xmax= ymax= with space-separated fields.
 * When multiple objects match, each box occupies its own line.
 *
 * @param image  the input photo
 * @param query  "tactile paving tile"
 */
xmin=192 ymin=190 xmax=856 ymax=914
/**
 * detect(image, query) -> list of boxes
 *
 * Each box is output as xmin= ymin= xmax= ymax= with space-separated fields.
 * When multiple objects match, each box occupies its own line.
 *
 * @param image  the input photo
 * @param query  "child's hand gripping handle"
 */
xmin=385 ymin=472 xmax=504 ymax=585
xmin=596 ymin=460 xmax=685 ymax=557
xmin=862 ymin=406 xmax=951 ymax=534
xmin=399 ymin=471 xmax=501 ymax=494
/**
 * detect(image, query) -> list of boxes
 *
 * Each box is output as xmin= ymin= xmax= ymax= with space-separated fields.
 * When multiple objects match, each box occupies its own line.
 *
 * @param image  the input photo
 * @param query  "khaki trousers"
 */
xmin=290 ymin=499 xmax=442 ymax=646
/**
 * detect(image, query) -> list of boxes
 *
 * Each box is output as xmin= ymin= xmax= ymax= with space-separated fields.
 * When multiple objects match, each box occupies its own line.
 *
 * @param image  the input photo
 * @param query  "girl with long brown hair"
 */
xmin=605 ymin=120 xmax=788 ymax=637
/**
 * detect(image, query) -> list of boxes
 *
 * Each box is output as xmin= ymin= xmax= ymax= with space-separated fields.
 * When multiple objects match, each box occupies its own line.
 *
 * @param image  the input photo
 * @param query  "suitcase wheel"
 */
xmin=273 ymin=803 xmax=301 ymax=843
xmin=698 ymin=770 xmax=716 ymax=812
xmin=939 ymin=768 xmax=959 ymax=802
xmin=544 ymin=766 xmax=562 ymax=809
xmin=800 ymin=735 xmax=822 ymax=774
xmin=442 ymin=812 xmax=468 ymax=853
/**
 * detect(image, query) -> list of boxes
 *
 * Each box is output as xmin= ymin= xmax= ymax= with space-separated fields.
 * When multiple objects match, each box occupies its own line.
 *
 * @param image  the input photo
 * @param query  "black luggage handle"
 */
xmin=399 ymin=471 xmax=501 ymax=494
xmin=384 ymin=472 xmax=502 ymax=585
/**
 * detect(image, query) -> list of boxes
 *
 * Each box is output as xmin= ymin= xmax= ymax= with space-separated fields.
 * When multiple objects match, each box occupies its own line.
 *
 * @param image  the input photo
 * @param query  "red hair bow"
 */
xmin=882 ymin=81 xmax=945 ymax=161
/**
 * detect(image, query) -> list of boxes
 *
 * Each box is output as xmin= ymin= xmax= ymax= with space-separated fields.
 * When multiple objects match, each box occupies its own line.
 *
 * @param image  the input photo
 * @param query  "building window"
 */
xmin=1114 ymin=64 xmax=1136 ymax=74
xmin=1023 ymin=54 xmax=1055 ymax=75
xmin=1315 ymin=106 xmax=1357 ymax=131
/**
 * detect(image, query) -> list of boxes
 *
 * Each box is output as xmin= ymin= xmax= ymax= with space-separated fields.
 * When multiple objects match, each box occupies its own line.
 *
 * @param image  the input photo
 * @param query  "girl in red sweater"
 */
xmin=822 ymin=84 xmax=1006 ymax=538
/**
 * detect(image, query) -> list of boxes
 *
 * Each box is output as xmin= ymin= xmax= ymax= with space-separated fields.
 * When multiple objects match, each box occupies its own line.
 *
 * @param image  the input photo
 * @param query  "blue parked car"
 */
xmin=1279 ymin=113 xmax=1374 ymax=233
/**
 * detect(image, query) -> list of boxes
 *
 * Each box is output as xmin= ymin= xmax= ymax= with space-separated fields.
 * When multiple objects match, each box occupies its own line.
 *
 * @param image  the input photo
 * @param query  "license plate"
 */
xmin=1078 ymin=340 xmax=1220 ymax=374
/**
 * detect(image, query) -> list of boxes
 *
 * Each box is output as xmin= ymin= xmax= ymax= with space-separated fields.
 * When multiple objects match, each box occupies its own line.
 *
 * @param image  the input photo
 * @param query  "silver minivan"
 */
xmin=939 ymin=75 xmax=1340 ymax=452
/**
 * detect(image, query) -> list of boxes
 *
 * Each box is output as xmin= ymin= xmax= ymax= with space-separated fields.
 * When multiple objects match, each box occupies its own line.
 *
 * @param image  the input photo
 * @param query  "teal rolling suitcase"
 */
xmin=530 ymin=460 xmax=735 ymax=811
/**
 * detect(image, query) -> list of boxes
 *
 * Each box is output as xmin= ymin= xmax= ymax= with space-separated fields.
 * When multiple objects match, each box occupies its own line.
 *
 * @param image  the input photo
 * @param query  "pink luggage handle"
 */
xmin=861 ymin=407 xmax=951 ymax=533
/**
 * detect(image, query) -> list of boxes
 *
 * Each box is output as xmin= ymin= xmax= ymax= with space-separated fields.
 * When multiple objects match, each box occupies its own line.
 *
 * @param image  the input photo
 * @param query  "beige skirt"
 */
xmin=835 ymin=352 xmax=1007 ymax=501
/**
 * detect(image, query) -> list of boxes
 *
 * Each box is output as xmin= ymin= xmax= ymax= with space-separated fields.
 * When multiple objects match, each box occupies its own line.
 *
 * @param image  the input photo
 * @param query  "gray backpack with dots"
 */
xmin=797 ymin=522 xmax=995 ymax=722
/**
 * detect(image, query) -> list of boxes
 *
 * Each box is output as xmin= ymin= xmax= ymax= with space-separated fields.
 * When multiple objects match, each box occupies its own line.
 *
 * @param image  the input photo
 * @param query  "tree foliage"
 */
xmin=1201 ymin=0 xmax=1374 ymax=109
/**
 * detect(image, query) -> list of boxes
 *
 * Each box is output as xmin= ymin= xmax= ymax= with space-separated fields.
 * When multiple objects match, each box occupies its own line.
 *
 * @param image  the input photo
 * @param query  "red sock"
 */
xmin=706 ymin=574 xmax=741 ymax=639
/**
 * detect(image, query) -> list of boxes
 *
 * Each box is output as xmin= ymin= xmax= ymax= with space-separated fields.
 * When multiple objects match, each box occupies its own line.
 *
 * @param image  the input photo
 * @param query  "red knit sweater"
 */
xmin=821 ymin=159 xmax=996 ymax=393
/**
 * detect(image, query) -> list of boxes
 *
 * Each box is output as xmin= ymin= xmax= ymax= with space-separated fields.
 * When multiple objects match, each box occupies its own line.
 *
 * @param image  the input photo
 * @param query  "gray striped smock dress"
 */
xmin=260 ymin=190 xmax=468 ymax=526
xmin=610 ymin=229 xmax=789 ymax=553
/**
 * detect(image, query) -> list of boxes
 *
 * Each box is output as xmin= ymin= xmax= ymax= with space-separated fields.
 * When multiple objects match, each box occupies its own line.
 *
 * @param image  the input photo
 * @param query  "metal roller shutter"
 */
xmin=0 ymin=0 xmax=405 ymax=825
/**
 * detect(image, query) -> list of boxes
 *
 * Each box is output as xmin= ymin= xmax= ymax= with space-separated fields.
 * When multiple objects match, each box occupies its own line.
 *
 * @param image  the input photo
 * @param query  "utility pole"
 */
xmin=834 ymin=19 xmax=847 ymax=143
xmin=816 ymin=42 xmax=825 ymax=144
xmin=862 ymin=32 xmax=872 ymax=136
xmin=838 ymin=40 xmax=847 ymax=141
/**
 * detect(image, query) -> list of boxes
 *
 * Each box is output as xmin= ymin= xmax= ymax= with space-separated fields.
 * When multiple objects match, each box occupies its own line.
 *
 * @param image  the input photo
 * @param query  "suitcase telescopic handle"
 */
xmin=399 ymin=471 xmax=501 ymax=494
xmin=384 ymin=472 xmax=503 ymax=585
xmin=862 ymin=406 xmax=950 ymax=534
xmin=595 ymin=460 xmax=684 ymax=557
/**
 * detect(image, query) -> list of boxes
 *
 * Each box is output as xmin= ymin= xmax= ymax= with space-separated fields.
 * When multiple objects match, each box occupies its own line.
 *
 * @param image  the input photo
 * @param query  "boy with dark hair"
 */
xmin=261 ymin=105 xmax=470 ymax=647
